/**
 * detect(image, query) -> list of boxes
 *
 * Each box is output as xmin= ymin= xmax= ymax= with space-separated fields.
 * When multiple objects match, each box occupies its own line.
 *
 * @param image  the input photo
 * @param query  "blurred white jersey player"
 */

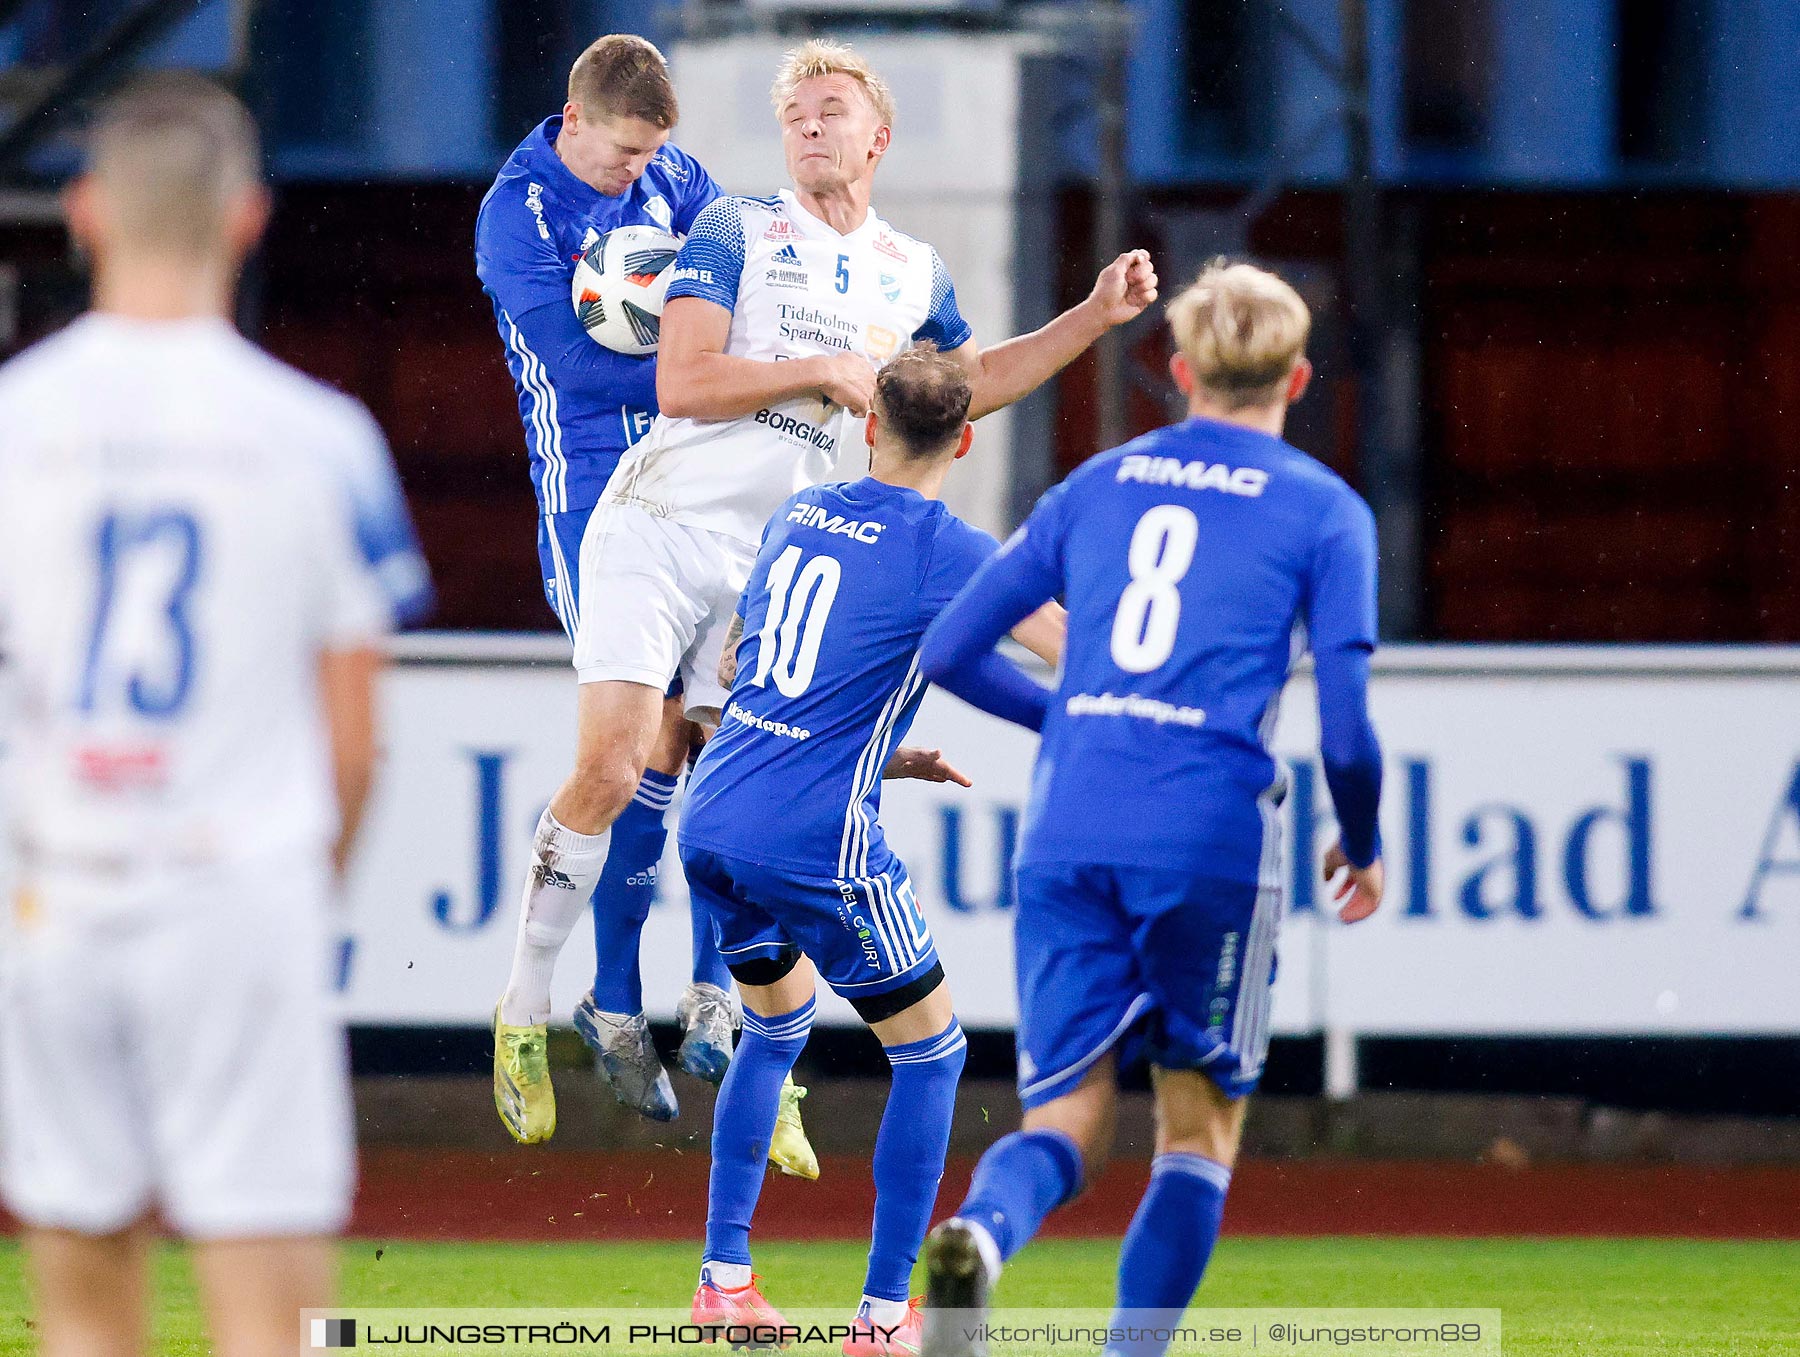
xmin=0 ymin=76 xmax=430 ymax=1357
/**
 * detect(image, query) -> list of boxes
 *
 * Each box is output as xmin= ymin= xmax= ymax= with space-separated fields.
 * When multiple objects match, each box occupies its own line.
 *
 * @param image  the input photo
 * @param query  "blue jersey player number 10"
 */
xmin=753 ymin=547 xmax=843 ymax=696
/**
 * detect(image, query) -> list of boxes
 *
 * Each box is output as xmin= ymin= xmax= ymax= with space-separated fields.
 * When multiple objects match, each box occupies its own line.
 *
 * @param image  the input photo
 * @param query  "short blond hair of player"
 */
xmin=0 ymin=73 xmax=422 ymax=1357
xmin=770 ymin=39 xmax=897 ymax=127
xmin=1165 ymin=258 xmax=1313 ymax=416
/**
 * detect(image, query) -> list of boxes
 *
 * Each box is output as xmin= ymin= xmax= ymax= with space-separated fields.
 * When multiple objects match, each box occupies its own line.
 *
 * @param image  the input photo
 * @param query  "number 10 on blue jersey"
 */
xmin=752 ymin=545 xmax=842 ymax=698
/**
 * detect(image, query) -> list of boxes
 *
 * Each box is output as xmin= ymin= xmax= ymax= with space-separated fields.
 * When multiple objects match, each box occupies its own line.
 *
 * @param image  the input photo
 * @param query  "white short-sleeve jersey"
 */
xmin=602 ymin=189 xmax=974 ymax=546
xmin=0 ymin=314 xmax=432 ymax=917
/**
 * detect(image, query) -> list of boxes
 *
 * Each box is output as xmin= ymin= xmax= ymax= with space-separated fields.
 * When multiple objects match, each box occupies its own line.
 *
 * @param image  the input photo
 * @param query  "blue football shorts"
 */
xmin=537 ymin=509 xmax=588 ymax=642
xmin=681 ymin=844 xmax=941 ymax=1009
xmin=1012 ymin=863 xmax=1281 ymax=1107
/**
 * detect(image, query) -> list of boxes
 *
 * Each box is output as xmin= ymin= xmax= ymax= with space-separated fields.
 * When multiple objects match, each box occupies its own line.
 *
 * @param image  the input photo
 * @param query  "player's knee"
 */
xmin=566 ymin=748 xmax=642 ymax=822
xmin=1023 ymin=1083 xmax=1117 ymax=1183
xmin=1157 ymin=1125 xmax=1240 ymax=1172
xmin=1153 ymin=1071 xmax=1246 ymax=1164
xmin=646 ymin=699 xmax=696 ymax=775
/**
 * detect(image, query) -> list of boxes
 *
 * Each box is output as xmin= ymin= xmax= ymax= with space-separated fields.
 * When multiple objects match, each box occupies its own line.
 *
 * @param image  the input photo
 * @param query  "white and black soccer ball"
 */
xmin=571 ymin=224 xmax=682 ymax=356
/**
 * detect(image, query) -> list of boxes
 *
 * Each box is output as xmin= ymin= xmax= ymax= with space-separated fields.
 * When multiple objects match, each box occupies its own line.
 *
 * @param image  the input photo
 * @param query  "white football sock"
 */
xmin=859 ymin=1295 xmax=910 ymax=1324
xmin=701 ymin=1260 xmax=752 ymax=1290
xmin=498 ymin=809 xmax=609 ymax=1026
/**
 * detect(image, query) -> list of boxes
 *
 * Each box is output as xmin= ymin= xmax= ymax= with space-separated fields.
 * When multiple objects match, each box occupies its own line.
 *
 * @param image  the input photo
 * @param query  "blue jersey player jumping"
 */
xmin=916 ymin=262 xmax=1387 ymax=1357
xmin=678 ymin=349 xmax=1063 ymax=1352
xmin=476 ymin=34 xmax=815 ymax=1173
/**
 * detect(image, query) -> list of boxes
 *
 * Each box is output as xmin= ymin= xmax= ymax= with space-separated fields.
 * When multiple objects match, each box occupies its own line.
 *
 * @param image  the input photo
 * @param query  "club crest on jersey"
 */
xmin=786 ymin=502 xmax=885 ymax=543
xmin=865 ymin=325 xmax=899 ymax=362
xmin=880 ymin=273 xmax=902 ymax=303
xmin=874 ymin=231 xmax=907 ymax=263
xmin=643 ymin=195 xmax=673 ymax=230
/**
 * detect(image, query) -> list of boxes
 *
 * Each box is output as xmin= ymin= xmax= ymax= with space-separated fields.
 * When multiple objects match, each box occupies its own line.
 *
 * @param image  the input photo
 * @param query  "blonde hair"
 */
xmin=87 ymin=73 xmax=260 ymax=257
xmin=770 ymin=40 xmax=896 ymax=126
xmin=1165 ymin=259 xmax=1311 ymax=409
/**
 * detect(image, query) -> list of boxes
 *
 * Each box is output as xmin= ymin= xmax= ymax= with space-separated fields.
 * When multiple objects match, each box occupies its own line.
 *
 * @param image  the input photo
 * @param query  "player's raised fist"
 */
xmin=813 ymin=352 xmax=878 ymax=416
xmin=1088 ymin=249 xmax=1160 ymax=328
xmin=1322 ymin=841 xmax=1384 ymax=923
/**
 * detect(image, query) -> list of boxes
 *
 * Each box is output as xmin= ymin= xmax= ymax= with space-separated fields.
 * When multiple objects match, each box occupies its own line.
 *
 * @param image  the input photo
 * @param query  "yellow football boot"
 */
xmin=769 ymin=1074 xmax=819 ymax=1179
xmin=493 ymin=1007 xmax=556 ymax=1144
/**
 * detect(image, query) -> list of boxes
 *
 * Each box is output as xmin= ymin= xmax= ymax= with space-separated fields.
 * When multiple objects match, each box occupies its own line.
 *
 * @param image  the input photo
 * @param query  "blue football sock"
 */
xmin=703 ymin=997 xmax=814 ymax=1267
xmin=864 ymin=1018 xmax=968 ymax=1302
xmin=588 ymin=770 xmax=676 ymax=1013
xmin=1105 ymin=1153 xmax=1232 ymax=1357
xmin=952 ymin=1126 xmax=1084 ymax=1262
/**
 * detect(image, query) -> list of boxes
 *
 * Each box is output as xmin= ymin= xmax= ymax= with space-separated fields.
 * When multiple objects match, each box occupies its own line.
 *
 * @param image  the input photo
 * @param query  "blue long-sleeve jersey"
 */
xmin=475 ymin=117 xmax=721 ymax=516
xmin=682 ymin=477 xmax=1010 ymax=878
xmin=921 ymin=416 xmax=1384 ymax=882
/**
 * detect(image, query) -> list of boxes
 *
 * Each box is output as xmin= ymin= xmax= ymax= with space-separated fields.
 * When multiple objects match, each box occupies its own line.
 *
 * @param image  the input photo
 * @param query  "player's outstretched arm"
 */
xmin=1314 ymin=640 xmax=1383 ymax=873
xmin=656 ymin=296 xmax=877 ymax=420
xmin=1009 ymin=601 xmax=1066 ymax=667
xmin=477 ymin=200 xmax=635 ymax=398
xmin=717 ymin=614 xmax=744 ymax=689
xmin=321 ymin=644 xmax=383 ymax=877
xmin=882 ymin=748 xmax=974 ymax=786
xmin=1308 ymin=490 xmax=1385 ymax=918
xmin=950 ymin=250 xmax=1159 ymax=421
xmin=921 ymin=555 xmax=1057 ymax=732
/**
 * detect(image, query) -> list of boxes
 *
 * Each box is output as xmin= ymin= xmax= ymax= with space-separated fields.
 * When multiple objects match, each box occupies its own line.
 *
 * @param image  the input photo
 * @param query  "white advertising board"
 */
xmin=334 ymin=641 xmax=1800 ymax=1036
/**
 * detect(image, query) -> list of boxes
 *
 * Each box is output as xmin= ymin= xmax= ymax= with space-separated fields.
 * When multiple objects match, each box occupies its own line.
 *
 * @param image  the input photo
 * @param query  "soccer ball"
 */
xmin=571 ymin=224 xmax=682 ymax=355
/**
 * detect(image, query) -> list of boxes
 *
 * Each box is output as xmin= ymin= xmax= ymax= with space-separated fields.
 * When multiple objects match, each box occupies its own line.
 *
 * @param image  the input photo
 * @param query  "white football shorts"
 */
xmin=574 ymin=501 xmax=757 ymax=718
xmin=0 ymin=871 xmax=354 ymax=1239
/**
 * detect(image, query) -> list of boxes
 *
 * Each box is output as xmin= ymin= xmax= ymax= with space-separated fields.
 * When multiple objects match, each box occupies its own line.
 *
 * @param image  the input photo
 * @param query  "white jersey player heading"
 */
xmin=0 ymin=313 xmax=432 ymax=918
xmin=603 ymin=188 xmax=971 ymax=546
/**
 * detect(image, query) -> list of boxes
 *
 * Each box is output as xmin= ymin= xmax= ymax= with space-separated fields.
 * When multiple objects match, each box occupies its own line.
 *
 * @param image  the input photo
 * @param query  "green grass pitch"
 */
xmin=1 ymin=1237 xmax=1796 ymax=1355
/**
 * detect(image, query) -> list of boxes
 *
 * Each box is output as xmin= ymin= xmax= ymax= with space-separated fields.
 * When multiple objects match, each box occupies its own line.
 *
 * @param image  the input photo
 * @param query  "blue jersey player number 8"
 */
xmin=1111 ymin=504 xmax=1199 ymax=673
